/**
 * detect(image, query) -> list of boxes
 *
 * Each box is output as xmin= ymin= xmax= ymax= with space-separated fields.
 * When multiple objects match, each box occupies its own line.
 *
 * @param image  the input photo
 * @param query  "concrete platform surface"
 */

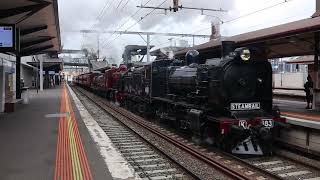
xmin=273 ymin=89 xmax=305 ymax=97
xmin=0 ymin=85 xmax=111 ymax=180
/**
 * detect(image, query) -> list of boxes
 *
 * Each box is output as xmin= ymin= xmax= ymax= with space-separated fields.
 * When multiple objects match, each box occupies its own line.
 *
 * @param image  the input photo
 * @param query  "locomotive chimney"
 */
xmin=210 ymin=22 xmax=221 ymax=40
xmin=312 ymin=0 xmax=320 ymax=17
xmin=221 ymin=41 xmax=235 ymax=57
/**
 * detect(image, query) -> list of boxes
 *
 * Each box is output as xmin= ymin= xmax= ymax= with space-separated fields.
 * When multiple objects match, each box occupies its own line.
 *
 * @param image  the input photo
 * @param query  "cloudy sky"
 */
xmin=58 ymin=0 xmax=315 ymax=62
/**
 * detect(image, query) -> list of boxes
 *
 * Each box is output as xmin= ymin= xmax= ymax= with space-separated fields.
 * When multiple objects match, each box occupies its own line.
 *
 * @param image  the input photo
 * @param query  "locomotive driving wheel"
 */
xmin=109 ymin=92 xmax=115 ymax=102
xmin=202 ymin=126 xmax=216 ymax=146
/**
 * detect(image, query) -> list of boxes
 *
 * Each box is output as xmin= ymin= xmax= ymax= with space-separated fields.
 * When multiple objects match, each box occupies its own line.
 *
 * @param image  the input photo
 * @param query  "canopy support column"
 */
xmin=313 ymin=32 xmax=320 ymax=110
xmin=16 ymin=56 xmax=21 ymax=99
xmin=40 ymin=57 xmax=43 ymax=91
xmin=15 ymin=28 xmax=21 ymax=99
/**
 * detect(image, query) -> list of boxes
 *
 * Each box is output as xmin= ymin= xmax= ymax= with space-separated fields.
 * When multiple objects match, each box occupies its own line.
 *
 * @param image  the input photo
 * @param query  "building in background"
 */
xmin=270 ymin=57 xmax=309 ymax=89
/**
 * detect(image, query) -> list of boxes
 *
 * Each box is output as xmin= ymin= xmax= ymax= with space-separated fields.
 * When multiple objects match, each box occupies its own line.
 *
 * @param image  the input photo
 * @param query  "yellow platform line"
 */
xmin=65 ymin=87 xmax=84 ymax=180
xmin=55 ymin=84 xmax=94 ymax=180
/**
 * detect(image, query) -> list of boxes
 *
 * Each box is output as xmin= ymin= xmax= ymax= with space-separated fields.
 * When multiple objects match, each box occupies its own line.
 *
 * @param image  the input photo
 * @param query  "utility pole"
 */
xmin=193 ymin=35 xmax=195 ymax=47
xmin=97 ymin=33 xmax=100 ymax=59
xmin=147 ymin=34 xmax=150 ymax=62
xmin=168 ymin=38 xmax=173 ymax=47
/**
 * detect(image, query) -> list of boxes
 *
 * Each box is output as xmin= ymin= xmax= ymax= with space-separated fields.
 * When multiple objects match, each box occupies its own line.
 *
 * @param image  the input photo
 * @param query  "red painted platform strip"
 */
xmin=54 ymin=84 xmax=93 ymax=180
xmin=282 ymin=111 xmax=320 ymax=122
xmin=67 ymin=87 xmax=93 ymax=180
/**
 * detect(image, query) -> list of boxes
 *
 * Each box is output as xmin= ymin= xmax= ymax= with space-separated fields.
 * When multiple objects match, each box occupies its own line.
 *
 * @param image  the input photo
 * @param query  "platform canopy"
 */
xmin=0 ymin=0 xmax=61 ymax=56
xmin=27 ymin=58 xmax=62 ymax=71
xmin=175 ymin=16 xmax=320 ymax=60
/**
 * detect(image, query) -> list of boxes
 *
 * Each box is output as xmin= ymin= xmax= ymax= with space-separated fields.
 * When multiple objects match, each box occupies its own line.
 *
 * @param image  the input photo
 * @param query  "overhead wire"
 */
xmin=97 ymin=0 xmax=155 ymax=56
xmin=116 ymin=0 xmax=126 ymax=9
xmin=171 ymin=0 xmax=294 ymax=47
xmin=100 ymin=0 xmax=168 ymax=49
xmin=98 ymin=0 xmax=155 ymax=48
xmin=83 ymin=0 xmax=118 ymax=51
xmin=83 ymin=0 xmax=137 ymax=57
xmin=120 ymin=0 xmax=132 ymax=10
xmin=193 ymin=0 xmax=294 ymax=34
xmin=95 ymin=0 xmax=118 ymax=26
xmin=104 ymin=0 xmax=294 ymax=58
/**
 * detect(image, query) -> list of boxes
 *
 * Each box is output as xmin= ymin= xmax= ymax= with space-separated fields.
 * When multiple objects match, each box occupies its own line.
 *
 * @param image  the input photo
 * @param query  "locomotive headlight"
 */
xmin=240 ymin=49 xmax=251 ymax=61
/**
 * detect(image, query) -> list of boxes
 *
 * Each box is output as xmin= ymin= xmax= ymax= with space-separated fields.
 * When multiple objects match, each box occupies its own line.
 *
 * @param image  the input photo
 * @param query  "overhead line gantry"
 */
xmin=79 ymin=29 xmax=211 ymax=62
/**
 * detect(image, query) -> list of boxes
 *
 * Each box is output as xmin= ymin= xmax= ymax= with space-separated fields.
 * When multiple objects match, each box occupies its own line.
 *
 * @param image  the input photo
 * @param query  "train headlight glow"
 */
xmin=240 ymin=49 xmax=250 ymax=61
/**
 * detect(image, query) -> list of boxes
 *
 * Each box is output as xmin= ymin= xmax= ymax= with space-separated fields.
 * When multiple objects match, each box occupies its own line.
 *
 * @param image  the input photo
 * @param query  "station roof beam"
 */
xmin=21 ymin=45 xmax=54 ymax=56
xmin=21 ymin=37 xmax=55 ymax=49
xmin=0 ymin=2 xmax=50 ymax=21
xmin=0 ymin=0 xmax=61 ymax=56
xmin=20 ymin=25 xmax=48 ymax=36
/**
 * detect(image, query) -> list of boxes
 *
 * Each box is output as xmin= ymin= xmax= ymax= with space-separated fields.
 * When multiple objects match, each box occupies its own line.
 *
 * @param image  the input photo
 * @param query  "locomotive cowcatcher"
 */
xmin=119 ymin=41 xmax=287 ymax=155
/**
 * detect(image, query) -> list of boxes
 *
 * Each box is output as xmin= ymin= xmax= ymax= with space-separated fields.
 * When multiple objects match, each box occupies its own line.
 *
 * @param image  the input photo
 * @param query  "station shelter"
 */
xmin=175 ymin=7 xmax=320 ymax=110
xmin=0 ymin=0 xmax=61 ymax=112
xmin=285 ymin=56 xmax=317 ymax=76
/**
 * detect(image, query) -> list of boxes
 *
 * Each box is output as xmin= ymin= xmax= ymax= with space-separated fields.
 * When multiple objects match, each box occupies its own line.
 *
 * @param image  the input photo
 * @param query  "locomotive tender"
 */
xmin=74 ymin=41 xmax=286 ymax=155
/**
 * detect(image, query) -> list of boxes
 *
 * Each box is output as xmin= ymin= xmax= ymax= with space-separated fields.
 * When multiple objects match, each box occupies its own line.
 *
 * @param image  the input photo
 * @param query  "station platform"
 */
xmin=274 ymin=99 xmax=320 ymax=129
xmin=273 ymin=89 xmax=305 ymax=98
xmin=0 ymin=84 xmax=111 ymax=179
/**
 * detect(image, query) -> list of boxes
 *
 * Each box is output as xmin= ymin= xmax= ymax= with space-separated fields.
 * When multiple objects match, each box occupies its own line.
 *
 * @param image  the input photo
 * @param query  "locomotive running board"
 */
xmin=232 ymin=137 xmax=263 ymax=155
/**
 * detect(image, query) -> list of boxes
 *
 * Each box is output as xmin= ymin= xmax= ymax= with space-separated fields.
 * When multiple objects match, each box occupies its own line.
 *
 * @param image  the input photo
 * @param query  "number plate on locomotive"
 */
xmin=230 ymin=102 xmax=260 ymax=111
xmin=262 ymin=119 xmax=274 ymax=128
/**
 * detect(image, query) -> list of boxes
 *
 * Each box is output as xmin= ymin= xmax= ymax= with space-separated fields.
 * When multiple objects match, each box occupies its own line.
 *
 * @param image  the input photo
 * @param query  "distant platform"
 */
xmin=273 ymin=89 xmax=305 ymax=97
xmin=274 ymin=99 xmax=320 ymax=129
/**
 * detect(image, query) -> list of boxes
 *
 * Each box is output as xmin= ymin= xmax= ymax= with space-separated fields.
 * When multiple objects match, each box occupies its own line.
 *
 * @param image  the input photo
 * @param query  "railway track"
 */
xmin=72 ymin=86 xmax=320 ymax=180
xmin=73 ymin=86 xmax=257 ymax=179
xmin=156 ymin=127 xmax=320 ymax=180
xmin=99 ymin=123 xmax=187 ymax=179
xmin=242 ymin=154 xmax=320 ymax=180
xmin=72 ymin=87 xmax=193 ymax=180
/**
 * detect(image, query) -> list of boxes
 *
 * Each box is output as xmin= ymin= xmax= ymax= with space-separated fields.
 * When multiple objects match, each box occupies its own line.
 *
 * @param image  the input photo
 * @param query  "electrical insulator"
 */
xmin=173 ymin=0 xmax=179 ymax=12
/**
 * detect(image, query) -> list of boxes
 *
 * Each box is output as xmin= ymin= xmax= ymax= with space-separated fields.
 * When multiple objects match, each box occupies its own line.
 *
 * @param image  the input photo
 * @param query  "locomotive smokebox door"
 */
xmin=188 ymin=109 xmax=203 ymax=135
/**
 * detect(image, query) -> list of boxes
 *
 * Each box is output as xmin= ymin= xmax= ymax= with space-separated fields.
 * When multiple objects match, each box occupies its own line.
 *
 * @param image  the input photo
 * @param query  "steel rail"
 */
xmin=74 ymin=86 xmax=320 ymax=180
xmin=73 ymin=87 xmax=202 ymax=180
xmin=74 ymin=86 xmax=254 ymax=180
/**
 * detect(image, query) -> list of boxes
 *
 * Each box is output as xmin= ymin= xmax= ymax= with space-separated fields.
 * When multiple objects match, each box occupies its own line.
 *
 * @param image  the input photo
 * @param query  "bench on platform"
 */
xmin=4 ymin=99 xmax=23 ymax=113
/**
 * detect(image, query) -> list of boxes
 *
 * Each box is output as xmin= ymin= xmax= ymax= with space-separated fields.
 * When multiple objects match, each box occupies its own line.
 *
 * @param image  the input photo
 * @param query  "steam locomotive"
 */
xmin=74 ymin=41 xmax=287 ymax=155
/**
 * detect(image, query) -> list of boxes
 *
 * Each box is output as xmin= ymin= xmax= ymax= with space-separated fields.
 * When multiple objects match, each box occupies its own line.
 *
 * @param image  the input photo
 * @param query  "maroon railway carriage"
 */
xmin=75 ymin=65 xmax=128 ymax=103
xmin=91 ymin=67 xmax=117 ymax=98
xmin=77 ymin=72 xmax=97 ymax=89
xmin=112 ymin=65 xmax=128 ymax=103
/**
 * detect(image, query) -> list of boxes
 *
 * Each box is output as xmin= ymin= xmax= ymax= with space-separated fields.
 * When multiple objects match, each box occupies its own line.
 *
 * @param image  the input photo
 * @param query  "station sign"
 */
xmin=0 ymin=24 xmax=16 ymax=52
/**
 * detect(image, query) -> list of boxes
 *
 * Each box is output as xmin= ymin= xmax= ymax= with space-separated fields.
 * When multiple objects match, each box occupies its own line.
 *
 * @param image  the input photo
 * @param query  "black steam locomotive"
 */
xmin=120 ymin=41 xmax=286 ymax=155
